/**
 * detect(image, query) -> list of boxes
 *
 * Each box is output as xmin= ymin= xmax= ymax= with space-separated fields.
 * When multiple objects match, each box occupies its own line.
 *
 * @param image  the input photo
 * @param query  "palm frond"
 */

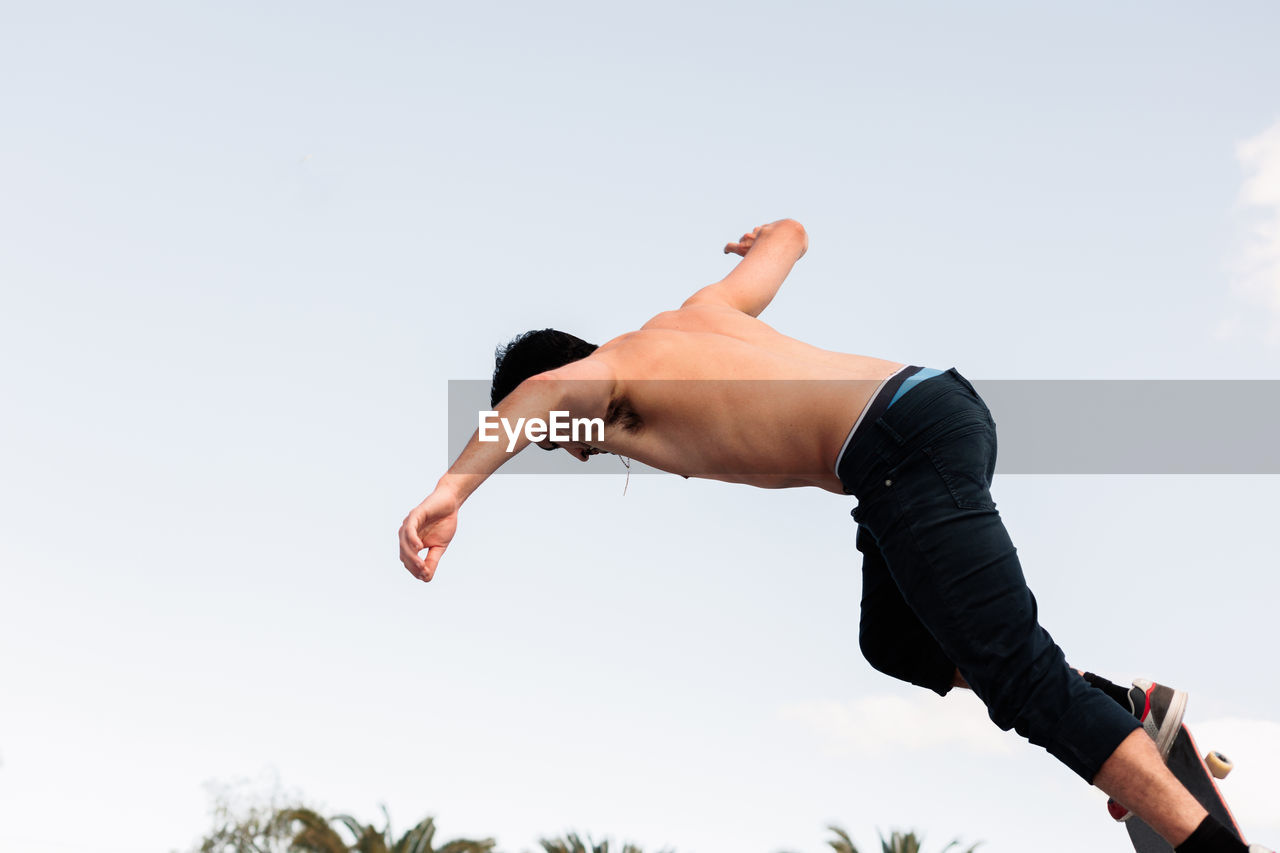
xmin=540 ymin=833 xmax=593 ymax=853
xmin=536 ymin=834 xmax=668 ymax=853
xmin=435 ymin=840 xmax=498 ymax=853
xmin=392 ymin=816 xmax=437 ymax=853
xmin=332 ymin=814 xmax=368 ymax=844
xmin=879 ymin=831 xmax=923 ymax=853
xmin=826 ymin=825 xmax=860 ymax=853
xmin=940 ymin=841 xmax=982 ymax=853
xmin=280 ymin=808 xmax=348 ymax=853
xmin=352 ymin=824 xmax=391 ymax=853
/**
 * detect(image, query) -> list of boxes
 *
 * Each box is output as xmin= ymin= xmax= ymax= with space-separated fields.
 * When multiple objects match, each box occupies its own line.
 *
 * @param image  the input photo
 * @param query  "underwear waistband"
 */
xmin=832 ymin=365 xmax=922 ymax=475
xmin=888 ymin=366 xmax=946 ymax=408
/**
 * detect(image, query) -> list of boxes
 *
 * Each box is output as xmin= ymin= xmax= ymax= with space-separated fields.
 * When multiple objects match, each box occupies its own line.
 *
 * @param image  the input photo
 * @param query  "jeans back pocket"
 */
xmin=922 ymin=423 xmax=998 ymax=511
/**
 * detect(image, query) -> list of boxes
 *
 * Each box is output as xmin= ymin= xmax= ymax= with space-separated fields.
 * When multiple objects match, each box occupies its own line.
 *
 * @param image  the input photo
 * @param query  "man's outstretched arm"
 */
xmin=681 ymin=218 xmax=808 ymax=317
xmin=398 ymin=360 xmax=614 ymax=582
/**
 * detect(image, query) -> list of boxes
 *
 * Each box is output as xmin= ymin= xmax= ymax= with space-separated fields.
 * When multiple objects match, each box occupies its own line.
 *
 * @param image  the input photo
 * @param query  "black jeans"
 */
xmin=836 ymin=369 xmax=1139 ymax=782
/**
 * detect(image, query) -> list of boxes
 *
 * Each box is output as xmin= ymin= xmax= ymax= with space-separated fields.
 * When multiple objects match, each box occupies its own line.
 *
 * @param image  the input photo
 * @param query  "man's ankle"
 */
xmin=1175 ymin=816 xmax=1247 ymax=853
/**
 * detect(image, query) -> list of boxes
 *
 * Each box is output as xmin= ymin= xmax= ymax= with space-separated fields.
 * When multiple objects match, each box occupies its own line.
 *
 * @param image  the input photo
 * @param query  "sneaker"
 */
xmin=1128 ymin=678 xmax=1188 ymax=759
xmin=1106 ymin=678 xmax=1189 ymax=822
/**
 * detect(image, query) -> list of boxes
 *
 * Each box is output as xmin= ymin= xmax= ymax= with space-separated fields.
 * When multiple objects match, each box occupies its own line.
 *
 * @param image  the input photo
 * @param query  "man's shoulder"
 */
xmin=596 ymin=316 xmax=724 ymax=356
xmin=589 ymin=327 xmax=686 ymax=376
xmin=639 ymin=303 xmax=755 ymax=333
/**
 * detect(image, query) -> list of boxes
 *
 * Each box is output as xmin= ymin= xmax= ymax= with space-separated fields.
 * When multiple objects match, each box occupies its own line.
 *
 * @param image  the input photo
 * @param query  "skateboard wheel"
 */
xmin=1205 ymin=751 xmax=1233 ymax=779
xmin=1106 ymin=797 xmax=1131 ymax=821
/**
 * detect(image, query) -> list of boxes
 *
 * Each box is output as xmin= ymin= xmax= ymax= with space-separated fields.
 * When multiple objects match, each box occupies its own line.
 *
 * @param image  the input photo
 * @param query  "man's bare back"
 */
xmin=584 ymin=307 xmax=903 ymax=491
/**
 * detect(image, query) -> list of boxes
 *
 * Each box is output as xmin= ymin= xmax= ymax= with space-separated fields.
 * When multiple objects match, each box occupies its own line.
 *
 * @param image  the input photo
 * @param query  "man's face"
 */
xmin=536 ymin=439 xmax=605 ymax=462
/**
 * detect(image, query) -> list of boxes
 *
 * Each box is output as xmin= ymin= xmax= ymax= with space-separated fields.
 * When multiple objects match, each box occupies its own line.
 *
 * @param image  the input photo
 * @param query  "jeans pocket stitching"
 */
xmin=923 ymin=442 xmax=996 ymax=511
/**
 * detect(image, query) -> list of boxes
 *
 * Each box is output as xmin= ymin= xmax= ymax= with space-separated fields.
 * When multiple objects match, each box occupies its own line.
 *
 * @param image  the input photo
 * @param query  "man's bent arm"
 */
xmin=398 ymin=363 xmax=614 ymax=581
xmin=682 ymin=219 xmax=808 ymax=317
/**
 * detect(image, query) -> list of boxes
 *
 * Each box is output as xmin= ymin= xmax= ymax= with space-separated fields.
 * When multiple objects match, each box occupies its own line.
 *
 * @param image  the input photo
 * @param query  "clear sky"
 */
xmin=3 ymin=3 xmax=1280 ymax=852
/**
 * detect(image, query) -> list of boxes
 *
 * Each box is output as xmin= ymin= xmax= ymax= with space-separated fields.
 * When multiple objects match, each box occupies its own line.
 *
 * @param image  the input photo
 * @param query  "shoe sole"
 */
xmin=1151 ymin=688 xmax=1188 ymax=759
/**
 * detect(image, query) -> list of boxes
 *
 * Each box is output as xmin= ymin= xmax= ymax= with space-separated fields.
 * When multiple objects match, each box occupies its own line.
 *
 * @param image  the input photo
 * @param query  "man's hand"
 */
xmin=724 ymin=225 xmax=764 ymax=257
xmin=399 ymin=487 xmax=460 ymax=582
xmin=723 ymin=219 xmax=807 ymax=259
xmin=683 ymin=219 xmax=806 ymax=317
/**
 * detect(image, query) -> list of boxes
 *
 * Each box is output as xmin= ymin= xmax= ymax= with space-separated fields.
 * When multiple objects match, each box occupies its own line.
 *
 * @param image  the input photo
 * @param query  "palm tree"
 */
xmin=279 ymin=808 xmax=495 ymax=853
xmin=280 ymin=809 xmax=348 ymax=853
xmin=823 ymin=825 xmax=980 ymax=853
xmin=539 ymin=832 xmax=671 ymax=853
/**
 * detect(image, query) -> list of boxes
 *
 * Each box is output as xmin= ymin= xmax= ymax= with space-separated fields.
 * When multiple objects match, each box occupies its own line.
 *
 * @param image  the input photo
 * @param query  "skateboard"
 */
xmin=1114 ymin=723 xmax=1244 ymax=853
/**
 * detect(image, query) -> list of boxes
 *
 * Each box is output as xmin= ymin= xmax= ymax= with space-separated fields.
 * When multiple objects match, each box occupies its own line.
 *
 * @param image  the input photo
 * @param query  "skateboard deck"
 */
xmin=1124 ymin=723 xmax=1244 ymax=853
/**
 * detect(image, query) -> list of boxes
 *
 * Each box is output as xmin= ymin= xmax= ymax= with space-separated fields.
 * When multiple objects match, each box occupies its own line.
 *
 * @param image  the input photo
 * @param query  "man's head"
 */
xmin=490 ymin=328 xmax=598 ymax=407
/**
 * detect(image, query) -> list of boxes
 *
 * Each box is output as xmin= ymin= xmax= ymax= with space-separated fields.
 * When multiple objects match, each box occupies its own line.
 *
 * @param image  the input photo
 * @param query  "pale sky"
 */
xmin=3 ymin=3 xmax=1280 ymax=853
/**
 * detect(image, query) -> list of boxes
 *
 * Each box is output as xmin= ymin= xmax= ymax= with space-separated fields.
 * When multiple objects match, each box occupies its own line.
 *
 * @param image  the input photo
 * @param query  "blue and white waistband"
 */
xmin=888 ymin=366 xmax=945 ymax=408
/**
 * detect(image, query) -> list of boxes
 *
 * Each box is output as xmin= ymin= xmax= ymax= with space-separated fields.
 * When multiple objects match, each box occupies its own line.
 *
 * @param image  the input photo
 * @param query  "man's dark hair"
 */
xmin=490 ymin=328 xmax=599 ymax=406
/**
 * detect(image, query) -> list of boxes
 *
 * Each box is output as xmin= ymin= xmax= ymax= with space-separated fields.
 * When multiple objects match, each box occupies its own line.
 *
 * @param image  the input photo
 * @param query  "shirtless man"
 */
xmin=398 ymin=219 xmax=1265 ymax=853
